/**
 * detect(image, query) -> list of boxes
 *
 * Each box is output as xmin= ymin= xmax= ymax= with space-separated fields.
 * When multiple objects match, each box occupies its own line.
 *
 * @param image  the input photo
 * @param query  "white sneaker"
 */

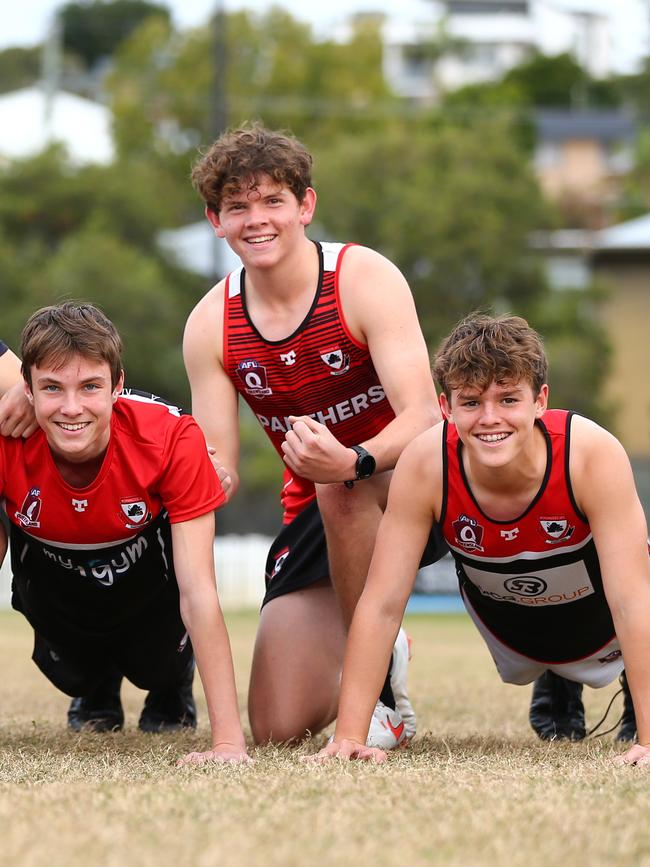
xmin=366 ymin=700 xmax=407 ymax=749
xmin=390 ymin=628 xmax=416 ymax=740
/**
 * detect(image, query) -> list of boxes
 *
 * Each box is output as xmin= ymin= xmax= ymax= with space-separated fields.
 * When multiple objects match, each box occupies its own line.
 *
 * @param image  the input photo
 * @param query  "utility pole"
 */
xmin=211 ymin=0 xmax=228 ymax=138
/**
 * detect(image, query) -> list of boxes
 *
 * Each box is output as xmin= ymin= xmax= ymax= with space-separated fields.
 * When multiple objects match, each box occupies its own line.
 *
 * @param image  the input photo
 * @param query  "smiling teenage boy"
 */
xmin=314 ymin=313 xmax=649 ymax=766
xmin=184 ymin=124 xmax=442 ymax=747
xmin=0 ymin=303 xmax=248 ymax=764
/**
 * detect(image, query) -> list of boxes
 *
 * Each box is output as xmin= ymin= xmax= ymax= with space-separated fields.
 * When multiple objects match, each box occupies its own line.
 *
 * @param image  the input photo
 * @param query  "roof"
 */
xmin=535 ymin=109 xmax=636 ymax=144
xmin=595 ymin=213 xmax=650 ymax=251
xmin=0 ymin=85 xmax=113 ymax=164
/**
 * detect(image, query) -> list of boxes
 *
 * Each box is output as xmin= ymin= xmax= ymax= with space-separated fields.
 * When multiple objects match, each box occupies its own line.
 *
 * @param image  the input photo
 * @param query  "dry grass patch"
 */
xmin=1 ymin=610 xmax=649 ymax=867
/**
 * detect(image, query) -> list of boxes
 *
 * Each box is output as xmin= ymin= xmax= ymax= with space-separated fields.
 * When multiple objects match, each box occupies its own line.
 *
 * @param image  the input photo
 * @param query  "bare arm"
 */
xmin=571 ymin=417 xmax=650 ymax=765
xmin=311 ymin=426 xmax=444 ymax=761
xmin=282 ymin=246 xmax=440 ymax=484
xmin=183 ymin=285 xmax=241 ymax=500
xmin=172 ymin=513 xmax=249 ymax=764
xmin=0 ymin=347 xmax=37 ymax=438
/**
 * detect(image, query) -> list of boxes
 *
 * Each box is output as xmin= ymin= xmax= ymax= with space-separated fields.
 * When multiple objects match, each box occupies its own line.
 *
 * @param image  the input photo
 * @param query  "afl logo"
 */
xmin=504 ymin=576 xmax=548 ymax=597
xmin=236 ymin=360 xmax=272 ymax=398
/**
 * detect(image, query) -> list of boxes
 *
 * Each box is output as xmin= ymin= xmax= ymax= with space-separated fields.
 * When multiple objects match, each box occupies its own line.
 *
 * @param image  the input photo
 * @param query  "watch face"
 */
xmin=356 ymin=452 xmax=376 ymax=480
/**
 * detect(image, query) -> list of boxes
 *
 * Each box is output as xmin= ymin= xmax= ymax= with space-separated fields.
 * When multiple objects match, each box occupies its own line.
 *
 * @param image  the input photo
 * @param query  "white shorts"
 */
xmin=462 ymin=589 xmax=624 ymax=689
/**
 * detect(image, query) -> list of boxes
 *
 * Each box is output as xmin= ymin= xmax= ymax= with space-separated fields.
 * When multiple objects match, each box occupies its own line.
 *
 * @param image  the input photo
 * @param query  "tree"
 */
xmin=312 ymin=117 xmax=551 ymax=346
xmin=0 ymin=147 xmax=200 ymax=405
xmin=59 ymin=0 xmax=170 ymax=69
xmin=0 ymin=47 xmax=41 ymax=94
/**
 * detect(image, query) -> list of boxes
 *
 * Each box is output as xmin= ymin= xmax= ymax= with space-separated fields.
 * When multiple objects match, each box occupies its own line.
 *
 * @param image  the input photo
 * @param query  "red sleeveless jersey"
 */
xmin=223 ymin=241 xmax=396 ymax=522
xmin=440 ymin=409 xmax=615 ymax=663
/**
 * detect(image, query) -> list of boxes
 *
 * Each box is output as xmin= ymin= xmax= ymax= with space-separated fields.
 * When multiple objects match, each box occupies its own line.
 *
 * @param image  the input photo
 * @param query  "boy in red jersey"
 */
xmin=184 ymin=124 xmax=443 ymax=747
xmin=312 ymin=313 xmax=649 ymax=766
xmin=0 ymin=304 xmax=249 ymax=765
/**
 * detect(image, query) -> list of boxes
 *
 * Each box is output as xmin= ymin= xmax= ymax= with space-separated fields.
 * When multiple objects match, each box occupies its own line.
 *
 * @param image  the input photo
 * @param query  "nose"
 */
xmin=479 ymin=401 xmax=501 ymax=425
xmin=244 ymin=202 xmax=268 ymax=226
xmin=60 ymin=390 xmax=83 ymax=416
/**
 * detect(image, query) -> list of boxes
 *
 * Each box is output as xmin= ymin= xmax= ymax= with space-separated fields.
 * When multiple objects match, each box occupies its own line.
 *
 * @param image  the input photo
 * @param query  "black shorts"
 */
xmin=262 ymin=499 xmax=448 ymax=608
xmin=26 ymin=590 xmax=193 ymax=697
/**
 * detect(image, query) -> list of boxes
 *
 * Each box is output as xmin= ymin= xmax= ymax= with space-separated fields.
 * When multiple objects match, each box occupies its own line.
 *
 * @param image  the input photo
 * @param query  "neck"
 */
xmin=245 ymin=237 xmax=318 ymax=305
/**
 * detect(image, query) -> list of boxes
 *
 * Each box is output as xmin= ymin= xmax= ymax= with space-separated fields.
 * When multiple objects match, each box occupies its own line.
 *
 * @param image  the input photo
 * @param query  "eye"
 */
xmin=43 ymin=384 xmax=60 ymax=392
xmin=83 ymin=383 xmax=100 ymax=391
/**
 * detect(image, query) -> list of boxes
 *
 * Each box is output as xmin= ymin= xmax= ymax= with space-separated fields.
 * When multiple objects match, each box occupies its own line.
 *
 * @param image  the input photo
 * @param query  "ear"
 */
xmin=24 ymin=381 xmax=34 ymax=404
xmin=439 ymin=392 xmax=452 ymax=421
xmin=112 ymin=370 xmax=125 ymax=402
xmin=205 ymin=206 xmax=226 ymax=238
xmin=299 ymin=187 xmax=317 ymax=227
xmin=534 ymin=384 xmax=548 ymax=418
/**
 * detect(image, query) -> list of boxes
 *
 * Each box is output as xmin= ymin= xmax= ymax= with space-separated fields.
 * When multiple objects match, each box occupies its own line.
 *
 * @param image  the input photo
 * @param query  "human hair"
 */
xmin=191 ymin=122 xmax=313 ymax=213
xmin=432 ymin=312 xmax=548 ymax=400
xmin=21 ymin=301 xmax=123 ymax=389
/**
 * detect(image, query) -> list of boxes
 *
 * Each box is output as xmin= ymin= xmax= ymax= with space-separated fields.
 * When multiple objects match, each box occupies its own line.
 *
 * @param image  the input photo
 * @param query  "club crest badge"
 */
xmin=236 ymin=360 xmax=273 ymax=398
xmin=16 ymin=487 xmax=42 ymax=528
xmin=452 ymin=514 xmax=485 ymax=552
xmin=120 ymin=497 xmax=151 ymax=529
xmin=539 ymin=517 xmax=574 ymax=545
xmin=319 ymin=346 xmax=350 ymax=376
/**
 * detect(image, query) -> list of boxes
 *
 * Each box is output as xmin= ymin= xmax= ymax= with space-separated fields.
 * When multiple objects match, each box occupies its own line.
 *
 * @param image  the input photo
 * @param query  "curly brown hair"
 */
xmin=432 ymin=312 xmax=547 ymax=399
xmin=21 ymin=301 xmax=123 ymax=389
xmin=191 ymin=123 xmax=313 ymax=214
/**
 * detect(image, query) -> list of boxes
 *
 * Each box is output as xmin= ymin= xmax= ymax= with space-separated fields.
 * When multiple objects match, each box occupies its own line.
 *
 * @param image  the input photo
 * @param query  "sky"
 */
xmin=4 ymin=0 xmax=650 ymax=74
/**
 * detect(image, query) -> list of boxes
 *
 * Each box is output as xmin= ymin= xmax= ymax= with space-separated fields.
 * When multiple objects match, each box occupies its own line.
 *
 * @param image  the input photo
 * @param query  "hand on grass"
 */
xmin=177 ymin=743 xmax=253 ymax=766
xmin=614 ymin=744 xmax=650 ymax=767
xmin=303 ymin=738 xmax=387 ymax=763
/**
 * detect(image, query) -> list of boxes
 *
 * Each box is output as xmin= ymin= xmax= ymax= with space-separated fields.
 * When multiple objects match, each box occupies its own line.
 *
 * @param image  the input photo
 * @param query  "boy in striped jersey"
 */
xmin=185 ymin=124 xmax=443 ymax=748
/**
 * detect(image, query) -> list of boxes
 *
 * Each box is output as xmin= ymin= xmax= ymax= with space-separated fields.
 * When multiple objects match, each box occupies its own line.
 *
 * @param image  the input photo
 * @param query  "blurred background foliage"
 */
xmin=1 ymin=1 xmax=648 ymax=529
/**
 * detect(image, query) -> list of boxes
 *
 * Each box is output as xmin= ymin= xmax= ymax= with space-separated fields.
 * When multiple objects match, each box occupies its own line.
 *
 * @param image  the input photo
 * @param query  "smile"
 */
xmin=246 ymin=235 xmax=276 ymax=244
xmin=476 ymin=432 xmax=510 ymax=443
xmin=56 ymin=422 xmax=90 ymax=431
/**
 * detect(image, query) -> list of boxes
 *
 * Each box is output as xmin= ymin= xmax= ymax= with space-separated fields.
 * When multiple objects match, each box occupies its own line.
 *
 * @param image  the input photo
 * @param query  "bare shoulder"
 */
xmin=569 ymin=413 xmax=628 ymax=469
xmin=569 ymin=414 xmax=635 ymax=507
xmin=338 ymin=245 xmax=418 ymax=342
xmin=184 ymin=279 xmax=227 ymax=360
xmin=340 ymin=244 xmax=408 ymax=292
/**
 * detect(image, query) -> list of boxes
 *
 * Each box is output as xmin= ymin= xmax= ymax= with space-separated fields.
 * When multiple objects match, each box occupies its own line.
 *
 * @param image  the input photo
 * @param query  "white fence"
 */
xmin=0 ymin=534 xmax=271 ymax=611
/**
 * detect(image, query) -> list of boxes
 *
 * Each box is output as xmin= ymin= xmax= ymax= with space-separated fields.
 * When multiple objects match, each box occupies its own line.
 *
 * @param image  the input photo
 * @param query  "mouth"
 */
xmin=475 ymin=432 xmax=511 ymax=443
xmin=245 ymin=234 xmax=276 ymax=245
xmin=55 ymin=422 xmax=90 ymax=432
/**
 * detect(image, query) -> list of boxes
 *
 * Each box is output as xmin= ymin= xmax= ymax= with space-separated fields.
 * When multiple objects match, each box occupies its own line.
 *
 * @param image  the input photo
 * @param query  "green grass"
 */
xmin=1 ymin=610 xmax=649 ymax=867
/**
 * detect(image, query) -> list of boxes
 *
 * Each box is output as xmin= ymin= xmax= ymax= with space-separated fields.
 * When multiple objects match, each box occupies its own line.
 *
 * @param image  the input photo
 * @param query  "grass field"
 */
xmin=1 ymin=608 xmax=649 ymax=867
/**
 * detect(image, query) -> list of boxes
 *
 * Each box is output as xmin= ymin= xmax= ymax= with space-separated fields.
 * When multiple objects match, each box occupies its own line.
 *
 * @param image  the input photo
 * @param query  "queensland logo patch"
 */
xmin=319 ymin=346 xmax=350 ymax=376
xmin=236 ymin=360 xmax=272 ymax=398
xmin=120 ymin=497 xmax=151 ymax=529
xmin=453 ymin=514 xmax=484 ymax=552
xmin=16 ymin=487 xmax=42 ymax=528
xmin=539 ymin=517 xmax=574 ymax=545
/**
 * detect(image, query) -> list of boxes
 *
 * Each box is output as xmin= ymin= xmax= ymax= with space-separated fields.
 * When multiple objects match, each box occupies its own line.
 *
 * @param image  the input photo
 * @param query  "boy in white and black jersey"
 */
xmin=312 ymin=313 xmax=649 ymax=768
xmin=0 ymin=305 xmax=249 ymax=765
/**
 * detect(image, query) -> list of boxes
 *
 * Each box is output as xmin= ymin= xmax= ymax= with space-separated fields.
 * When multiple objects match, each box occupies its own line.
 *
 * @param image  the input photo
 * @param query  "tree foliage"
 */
xmin=59 ymin=0 xmax=170 ymax=69
xmin=0 ymin=147 xmax=200 ymax=405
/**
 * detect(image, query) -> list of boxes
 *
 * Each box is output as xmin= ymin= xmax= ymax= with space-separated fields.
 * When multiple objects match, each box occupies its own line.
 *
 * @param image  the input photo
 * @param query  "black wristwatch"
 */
xmin=344 ymin=444 xmax=376 ymax=488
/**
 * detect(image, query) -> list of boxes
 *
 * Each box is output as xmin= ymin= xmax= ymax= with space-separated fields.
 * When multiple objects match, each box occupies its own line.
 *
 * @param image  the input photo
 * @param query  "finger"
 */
xmin=288 ymin=415 xmax=323 ymax=434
